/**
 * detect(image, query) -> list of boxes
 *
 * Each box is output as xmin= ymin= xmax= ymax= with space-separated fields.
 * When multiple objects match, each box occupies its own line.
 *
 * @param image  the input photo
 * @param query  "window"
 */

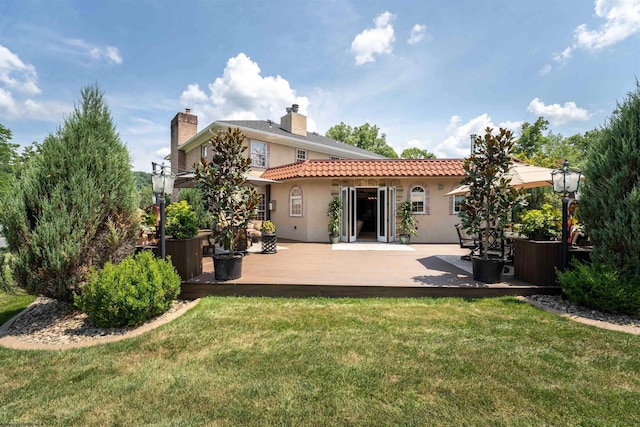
xmin=453 ymin=195 xmax=465 ymax=214
xmin=251 ymin=140 xmax=267 ymax=168
xmin=296 ymin=149 xmax=307 ymax=162
xmin=200 ymin=144 xmax=207 ymax=158
xmin=256 ymin=193 xmax=266 ymax=220
xmin=410 ymin=186 xmax=425 ymax=214
xmin=289 ymin=187 xmax=302 ymax=217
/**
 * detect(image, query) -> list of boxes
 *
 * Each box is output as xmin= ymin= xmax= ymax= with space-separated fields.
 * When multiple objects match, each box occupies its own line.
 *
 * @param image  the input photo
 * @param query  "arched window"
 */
xmin=410 ymin=186 xmax=425 ymax=214
xmin=289 ymin=187 xmax=302 ymax=217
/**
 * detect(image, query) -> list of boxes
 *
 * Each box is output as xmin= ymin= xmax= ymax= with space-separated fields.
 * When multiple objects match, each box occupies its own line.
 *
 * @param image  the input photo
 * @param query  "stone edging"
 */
xmin=518 ymin=296 xmax=640 ymax=335
xmin=0 ymin=299 xmax=200 ymax=351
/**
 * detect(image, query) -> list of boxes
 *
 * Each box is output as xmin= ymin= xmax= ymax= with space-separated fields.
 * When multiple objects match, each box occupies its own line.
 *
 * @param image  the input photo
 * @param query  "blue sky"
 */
xmin=1 ymin=0 xmax=639 ymax=172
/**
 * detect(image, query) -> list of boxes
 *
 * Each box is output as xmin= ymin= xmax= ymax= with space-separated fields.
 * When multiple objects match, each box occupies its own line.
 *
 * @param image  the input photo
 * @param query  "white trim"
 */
xmin=452 ymin=195 xmax=465 ymax=214
xmin=296 ymin=148 xmax=307 ymax=162
xmin=289 ymin=187 xmax=302 ymax=217
xmin=410 ymin=185 xmax=426 ymax=214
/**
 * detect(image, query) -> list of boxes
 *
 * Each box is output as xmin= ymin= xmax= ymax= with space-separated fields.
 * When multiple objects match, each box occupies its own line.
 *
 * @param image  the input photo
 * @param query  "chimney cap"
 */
xmin=286 ymin=107 xmax=292 ymax=114
xmin=291 ymin=103 xmax=299 ymax=113
xmin=185 ymin=108 xmax=191 ymax=114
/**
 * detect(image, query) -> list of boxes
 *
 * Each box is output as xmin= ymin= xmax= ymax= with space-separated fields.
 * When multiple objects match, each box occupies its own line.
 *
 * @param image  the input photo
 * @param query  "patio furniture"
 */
xmin=455 ymin=223 xmax=478 ymax=260
xmin=247 ymin=220 xmax=262 ymax=243
xmin=479 ymin=227 xmax=509 ymax=260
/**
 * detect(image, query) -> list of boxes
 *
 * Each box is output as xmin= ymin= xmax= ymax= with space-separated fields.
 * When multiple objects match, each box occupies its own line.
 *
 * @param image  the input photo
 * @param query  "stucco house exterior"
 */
xmin=169 ymin=105 xmax=465 ymax=244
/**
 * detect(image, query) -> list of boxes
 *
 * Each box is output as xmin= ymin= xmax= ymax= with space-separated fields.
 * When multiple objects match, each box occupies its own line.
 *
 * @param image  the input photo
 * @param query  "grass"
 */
xmin=1 ymin=294 xmax=639 ymax=426
xmin=0 ymin=289 xmax=35 ymax=327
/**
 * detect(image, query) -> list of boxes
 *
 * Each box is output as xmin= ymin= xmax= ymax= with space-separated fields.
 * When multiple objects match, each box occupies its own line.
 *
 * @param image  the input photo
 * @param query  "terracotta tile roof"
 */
xmin=260 ymin=159 xmax=465 ymax=181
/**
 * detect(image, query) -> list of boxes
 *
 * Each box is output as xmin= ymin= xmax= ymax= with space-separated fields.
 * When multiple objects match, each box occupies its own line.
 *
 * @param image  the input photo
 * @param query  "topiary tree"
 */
xmin=0 ymin=85 xmax=138 ymax=301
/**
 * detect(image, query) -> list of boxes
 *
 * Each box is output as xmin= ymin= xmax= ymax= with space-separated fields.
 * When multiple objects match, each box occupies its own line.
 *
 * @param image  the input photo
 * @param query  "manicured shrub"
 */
xmin=166 ymin=200 xmax=199 ymax=239
xmin=558 ymin=261 xmax=640 ymax=315
xmin=75 ymin=250 xmax=181 ymax=327
xmin=0 ymin=85 xmax=139 ymax=301
xmin=178 ymin=188 xmax=212 ymax=229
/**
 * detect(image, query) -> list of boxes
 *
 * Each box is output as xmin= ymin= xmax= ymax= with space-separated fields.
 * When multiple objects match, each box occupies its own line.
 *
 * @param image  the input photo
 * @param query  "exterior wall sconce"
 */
xmin=268 ymin=201 xmax=276 ymax=211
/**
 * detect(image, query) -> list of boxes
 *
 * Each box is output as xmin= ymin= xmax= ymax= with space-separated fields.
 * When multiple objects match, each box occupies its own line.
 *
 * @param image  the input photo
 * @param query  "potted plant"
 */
xmin=261 ymin=220 xmax=277 ymax=254
xmin=519 ymin=203 xmax=561 ymax=240
xmin=460 ymin=128 xmax=526 ymax=283
xmin=327 ymin=196 xmax=342 ymax=244
xmin=194 ymin=127 xmax=261 ymax=281
xmin=163 ymin=200 xmax=202 ymax=280
xmin=397 ymin=201 xmax=418 ymax=244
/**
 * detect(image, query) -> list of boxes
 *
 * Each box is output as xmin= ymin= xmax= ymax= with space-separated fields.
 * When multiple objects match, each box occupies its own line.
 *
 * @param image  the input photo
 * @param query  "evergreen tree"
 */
xmin=0 ymin=85 xmax=138 ymax=301
xmin=580 ymin=83 xmax=640 ymax=276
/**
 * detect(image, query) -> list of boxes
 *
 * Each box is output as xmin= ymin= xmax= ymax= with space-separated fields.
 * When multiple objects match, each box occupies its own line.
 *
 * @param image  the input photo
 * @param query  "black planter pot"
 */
xmin=472 ymin=257 xmax=505 ymax=284
xmin=213 ymin=254 xmax=243 ymax=281
xmin=399 ymin=234 xmax=411 ymax=244
xmin=329 ymin=233 xmax=340 ymax=244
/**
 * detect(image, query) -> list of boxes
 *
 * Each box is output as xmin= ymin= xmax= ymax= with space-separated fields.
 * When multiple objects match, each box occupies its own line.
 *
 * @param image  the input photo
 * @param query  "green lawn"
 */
xmin=1 ymin=294 xmax=639 ymax=426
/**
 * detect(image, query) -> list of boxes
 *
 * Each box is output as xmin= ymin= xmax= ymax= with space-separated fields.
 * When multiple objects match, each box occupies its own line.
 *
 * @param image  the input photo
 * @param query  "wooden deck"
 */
xmin=180 ymin=242 xmax=562 ymax=299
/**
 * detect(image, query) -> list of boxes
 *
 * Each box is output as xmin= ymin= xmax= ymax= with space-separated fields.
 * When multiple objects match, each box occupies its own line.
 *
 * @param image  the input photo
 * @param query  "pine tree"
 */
xmin=0 ymin=85 xmax=138 ymax=301
xmin=580 ymin=83 xmax=640 ymax=276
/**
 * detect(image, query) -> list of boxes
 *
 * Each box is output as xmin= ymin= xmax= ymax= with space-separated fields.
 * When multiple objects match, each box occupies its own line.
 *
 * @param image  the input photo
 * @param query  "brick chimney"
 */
xmin=280 ymin=104 xmax=307 ymax=137
xmin=170 ymin=108 xmax=198 ymax=173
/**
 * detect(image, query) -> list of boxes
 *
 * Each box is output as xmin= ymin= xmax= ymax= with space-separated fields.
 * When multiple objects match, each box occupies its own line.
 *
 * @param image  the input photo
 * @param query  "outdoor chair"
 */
xmin=478 ymin=227 xmax=510 ymax=261
xmin=455 ymin=223 xmax=478 ymax=260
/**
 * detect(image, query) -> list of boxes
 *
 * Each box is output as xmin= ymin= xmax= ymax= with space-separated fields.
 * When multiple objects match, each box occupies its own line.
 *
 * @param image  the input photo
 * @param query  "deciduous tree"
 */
xmin=326 ymin=122 xmax=398 ymax=158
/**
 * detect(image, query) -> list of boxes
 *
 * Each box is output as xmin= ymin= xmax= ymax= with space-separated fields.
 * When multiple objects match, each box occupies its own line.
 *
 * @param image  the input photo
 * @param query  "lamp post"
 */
xmin=470 ymin=133 xmax=477 ymax=154
xmin=151 ymin=162 xmax=175 ymax=259
xmin=551 ymin=159 xmax=581 ymax=271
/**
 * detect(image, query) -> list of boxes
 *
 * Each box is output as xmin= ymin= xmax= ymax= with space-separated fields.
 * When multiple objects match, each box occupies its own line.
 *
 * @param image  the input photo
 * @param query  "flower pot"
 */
xmin=213 ymin=254 xmax=243 ymax=281
xmin=399 ymin=234 xmax=411 ymax=244
xmin=472 ymin=257 xmax=505 ymax=284
xmin=329 ymin=233 xmax=340 ymax=244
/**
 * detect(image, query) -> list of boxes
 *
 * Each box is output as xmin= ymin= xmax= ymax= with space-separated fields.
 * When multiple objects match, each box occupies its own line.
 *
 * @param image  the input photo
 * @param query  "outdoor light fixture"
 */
xmin=551 ymin=159 xmax=582 ymax=271
xmin=151 ymin=162 xmax=175 ymax=259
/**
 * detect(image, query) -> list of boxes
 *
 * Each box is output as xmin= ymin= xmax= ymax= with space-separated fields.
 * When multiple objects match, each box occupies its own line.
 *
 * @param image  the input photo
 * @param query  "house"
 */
xmin=169 ymin=105 xmax=465 ymax=243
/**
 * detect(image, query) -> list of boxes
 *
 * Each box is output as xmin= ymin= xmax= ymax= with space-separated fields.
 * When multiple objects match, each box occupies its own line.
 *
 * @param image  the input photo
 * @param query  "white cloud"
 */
xmin=433 ymin=114 xmax=497 ymax=158
xmin=179 ymin=53 xmax=313 ymax=129
xmin=63 ymin=38 xmax=123 ymax=64
xmin=0 ymin=45 xmax=71 ymax=122
xmin=104 ymin=46 xmax=123 ymax=64
xmin=553 ymin=0 xmax=640 ymax=65
xmin=350 ymin=11 xmax=396 ymax=65
xmin=527 ymin=98 xmax=590 ymax=125
xmin=0 ymin=45 xmax=41 ymax=95
xmin=538 ymin=64 xmax=552 ymax=76
xmin=407 ymin=24 xmax=427 ymax=45
xmin=155 ymin=147 xmax=171 ymax=158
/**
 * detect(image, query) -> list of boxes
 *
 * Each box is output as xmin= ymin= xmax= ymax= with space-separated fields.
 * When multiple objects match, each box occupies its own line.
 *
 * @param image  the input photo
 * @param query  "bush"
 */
xmin=166 ymin=200 xmax=199 ymax=239
xmin=75 ymin=250 xmax=181 ymax=327
xmin=558 ymin=261 xmax=640 ymax=315
xmin=519 ymin=203 xmax=561 ymax=240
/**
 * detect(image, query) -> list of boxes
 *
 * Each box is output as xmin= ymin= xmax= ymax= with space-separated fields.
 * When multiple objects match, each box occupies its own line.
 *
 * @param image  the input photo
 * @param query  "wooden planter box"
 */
xmin=514 ymin=238 xmax=562 ymax=286
xmin=165 ymin=235 xmax=204 ymax=281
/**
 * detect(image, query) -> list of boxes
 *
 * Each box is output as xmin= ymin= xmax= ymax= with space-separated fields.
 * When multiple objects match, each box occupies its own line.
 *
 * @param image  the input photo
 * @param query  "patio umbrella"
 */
xmin=445 ymin=160 xmax=557 ymax=196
